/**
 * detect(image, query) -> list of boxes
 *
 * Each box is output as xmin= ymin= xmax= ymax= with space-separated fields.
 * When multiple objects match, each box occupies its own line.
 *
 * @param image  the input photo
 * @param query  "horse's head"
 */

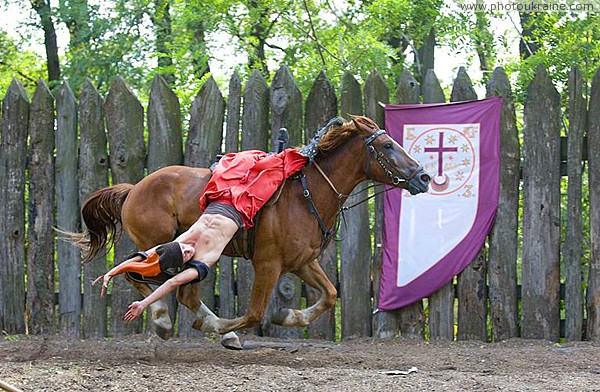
xmin=352 ymin=116 xmax=430 ymax=195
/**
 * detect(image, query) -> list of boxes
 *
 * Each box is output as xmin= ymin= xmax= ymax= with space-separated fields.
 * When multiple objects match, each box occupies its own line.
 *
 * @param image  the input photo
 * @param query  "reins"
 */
xmin=297 ymin=124 xmax=411 ymax=250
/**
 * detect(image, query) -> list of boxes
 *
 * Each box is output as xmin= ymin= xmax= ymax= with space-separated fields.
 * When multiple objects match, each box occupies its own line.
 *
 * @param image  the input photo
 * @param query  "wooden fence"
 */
xmin=0 ymin=64 xmax=599 ymax=342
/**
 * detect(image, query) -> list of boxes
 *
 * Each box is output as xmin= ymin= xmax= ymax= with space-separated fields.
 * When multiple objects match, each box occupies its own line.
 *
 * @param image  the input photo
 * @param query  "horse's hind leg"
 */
xmin=125 ymin=275 xmax=173 ymax=340
xmin=271 ymin=259 xmax=337 ymax=327
xmin=176 ymin=283 xmax=242 ymax=350
xmin=194 ymin=261 xmax=282 ymax=335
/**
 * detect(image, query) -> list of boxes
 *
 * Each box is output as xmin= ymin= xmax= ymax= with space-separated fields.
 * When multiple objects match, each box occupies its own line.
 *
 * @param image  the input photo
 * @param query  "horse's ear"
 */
xmin=351 ymin=115 xmax=374 ymax=133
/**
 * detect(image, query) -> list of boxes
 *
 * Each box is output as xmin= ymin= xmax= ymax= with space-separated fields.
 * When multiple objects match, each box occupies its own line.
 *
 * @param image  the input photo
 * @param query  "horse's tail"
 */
xmin=63 ymin=183 xmax=134 ymax=263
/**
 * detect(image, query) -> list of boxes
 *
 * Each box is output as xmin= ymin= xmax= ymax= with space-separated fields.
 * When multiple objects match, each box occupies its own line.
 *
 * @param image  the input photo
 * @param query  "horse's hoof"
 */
xmin=153 ymin=318 xmax=173 ymax=340
xmin=221 ymin=332 xmax=243 ymax=350
xmin=271 ymin=308 xmax=294 ymax=326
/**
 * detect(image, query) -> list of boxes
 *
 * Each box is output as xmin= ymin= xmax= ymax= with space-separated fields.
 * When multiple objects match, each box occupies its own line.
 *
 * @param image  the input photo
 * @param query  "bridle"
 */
xmin=364 ymin=129 xmax=420 ymax=186
xmin=296 ymin=125 xmax=421 ymax=251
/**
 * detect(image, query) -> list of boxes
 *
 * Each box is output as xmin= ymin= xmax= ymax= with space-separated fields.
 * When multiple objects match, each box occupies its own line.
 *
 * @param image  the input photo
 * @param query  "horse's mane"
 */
xmin=317 ymin=116 xmax=379 ymax=155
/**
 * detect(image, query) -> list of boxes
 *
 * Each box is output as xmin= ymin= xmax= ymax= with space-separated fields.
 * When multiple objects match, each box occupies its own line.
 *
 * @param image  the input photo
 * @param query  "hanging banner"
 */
xmin=379 ymin=97 xmax=502 ymax=311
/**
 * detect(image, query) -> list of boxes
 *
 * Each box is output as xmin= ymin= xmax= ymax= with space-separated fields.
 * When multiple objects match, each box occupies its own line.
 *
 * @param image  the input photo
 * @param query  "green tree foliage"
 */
xmin=515 ymin=11 xmax=600 ymax=100
xmin=0 ymin=30 xmax=45 ymax=97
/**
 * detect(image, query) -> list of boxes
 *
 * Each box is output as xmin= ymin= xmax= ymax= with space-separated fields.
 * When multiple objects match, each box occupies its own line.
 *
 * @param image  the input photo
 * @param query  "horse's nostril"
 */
xmin=421 ymin=174 xmax=431 ymax=182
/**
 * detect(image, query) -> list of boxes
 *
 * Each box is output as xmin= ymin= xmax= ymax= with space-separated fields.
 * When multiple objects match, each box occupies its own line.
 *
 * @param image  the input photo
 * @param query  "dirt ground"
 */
xmin=1 ymin=334 xmax=599 ymax=392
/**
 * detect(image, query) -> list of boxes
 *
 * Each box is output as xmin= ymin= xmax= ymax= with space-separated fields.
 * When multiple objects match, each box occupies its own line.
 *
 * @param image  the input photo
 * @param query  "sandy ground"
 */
xmin=1 ymin=334 xmax=599 ymax=391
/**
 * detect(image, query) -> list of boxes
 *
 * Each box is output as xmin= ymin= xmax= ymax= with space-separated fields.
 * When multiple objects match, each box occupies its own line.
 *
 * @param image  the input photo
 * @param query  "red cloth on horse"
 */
xmin=199 ymin=148 xmax=308 ymax=228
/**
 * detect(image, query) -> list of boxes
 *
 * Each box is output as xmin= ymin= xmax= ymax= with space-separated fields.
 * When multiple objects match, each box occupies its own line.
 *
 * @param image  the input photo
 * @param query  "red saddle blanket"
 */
xmin=199 ymin=148 xmax=308 ymax=228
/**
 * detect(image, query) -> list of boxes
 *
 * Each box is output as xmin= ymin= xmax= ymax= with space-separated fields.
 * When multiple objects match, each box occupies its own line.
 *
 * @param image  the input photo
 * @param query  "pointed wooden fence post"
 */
xmin=394 ymin=69 xmax=424 ymax=339
xmin=219 ymin=71 xmax=242 ymax=320
xmin=340 ymin=71 xmax=372 ymax=339
xmin=79 ymin=79 xmax=109 ymax=338
xmin=521 ymin=65 xmax=561 ymax=341
xmin=305 ymin=70 xmax=338 ymax=341
xmin=587 ymin=67 xmax=600 ymax=341
xmin=422 ymin=69 xmax=454 ymax=341
xmin=180 ymin=76 xmax=225 ymax=338
xmin=271 ymin=65 xmax=303 ymax=147
xmin=452 ymin=67 xmax=487 ymax=342
xmin=264 ymin=66 xmax=303 ymax=339
xmin=56 ymin=82 xmax=81 ymax=337
xmin=239 ymin=70 xmax=269 ymax=335
xmin=27 ymin=80 xmax=55 ymax=335
xmin=105 ymin=76 xmax=146 ymax=336
xmin=0 ymin=79 xmax=29 ymax=334
xmin=148 ymin=74 xmax=183 ymax=172
xmin=146 ymin=74 xmax=183 ymax=334
xmin=564 ymin=66 xmax=585 ymax=341
xmin=366 ymin=69 xmax=401 ymax=339
xmin=486 ymin=67 xmax=519 ymax=341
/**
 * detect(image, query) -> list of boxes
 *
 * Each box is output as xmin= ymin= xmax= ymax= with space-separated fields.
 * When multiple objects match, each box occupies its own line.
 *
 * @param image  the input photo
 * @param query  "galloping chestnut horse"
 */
xmin=72 ymin=116 xmax=429 ymax=345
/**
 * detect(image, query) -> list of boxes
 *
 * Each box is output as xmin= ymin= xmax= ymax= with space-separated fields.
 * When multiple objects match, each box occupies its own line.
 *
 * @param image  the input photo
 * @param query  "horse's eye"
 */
xmin=384 ymin=143 xmax=393 ymax=149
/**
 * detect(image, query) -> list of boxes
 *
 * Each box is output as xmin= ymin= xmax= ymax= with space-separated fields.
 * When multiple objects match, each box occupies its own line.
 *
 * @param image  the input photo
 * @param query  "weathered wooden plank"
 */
xmin=521 ymin=65 xmax=561 ymax=341
xmin=79 ymin=79 xmax=108 ymax=339
xmin=219 ymin=72 xmax=242 ymax=320
xmin=271 ymin=65 xmax=303 ymax=147
xmin=393 ymin=69 xmax=424 ymax=339
xmin=305 ymin=70 xmax=337 ymax=142
xmin=56 ymin=82 xmax=81 ymax=337
xmin=422 ymin=70 xmax=454 ymax=341
xmin=263 ymin=66 xmax=303 ymax=339
xmin=486 ymin=67 xmax=519 ymax=341
xmin=180 ymin=76 xmax=225 ymax=338
xmin=340 ymin=72 xmax=372 ymax=339
xmin=239 ymin=70 xmax=269 ymax=335
xmin=146 ymin=74 xmax=183 ymax=333
xmin=26 ymin=80 xmax=55 ymax=335
xmin=587 ymin=67 xmax=600 ymax=341
xmin=225 ymin=71 xmax=242 ymax=154
xmin=367 ymin=69 xmax=400 ymax=339
xmin=305 ymin=70 xmax=338 ymax=340
xmin=0 ymin=79 xmax=29 ymax=334
xmin=104 ymin=76 xmax=145 ymax=336
xmin=241 ymin=70 xmax=270 ymax=151
xmin=452 ymin=67 xmax=487 ymax=342
xmin=564 ymin=66 xmax=585 ymax=341
xmin=147 ymin=74 xmax=183 ymax=171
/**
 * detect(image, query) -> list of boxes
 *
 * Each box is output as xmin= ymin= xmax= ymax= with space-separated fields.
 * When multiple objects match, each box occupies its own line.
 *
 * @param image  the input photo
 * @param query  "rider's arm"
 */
xmin=123 ymin=268 xmax=199 ymax=321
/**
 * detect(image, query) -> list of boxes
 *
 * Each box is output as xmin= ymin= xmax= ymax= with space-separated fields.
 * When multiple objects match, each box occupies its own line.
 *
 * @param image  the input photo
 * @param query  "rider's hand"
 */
xmin=92 ymin=273 xmax=112 ymax=299
xmin=124 ymin=301 xmax=145 ymax=321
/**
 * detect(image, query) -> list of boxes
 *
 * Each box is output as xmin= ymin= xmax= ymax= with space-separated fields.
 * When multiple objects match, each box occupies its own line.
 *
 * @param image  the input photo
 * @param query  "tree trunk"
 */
xmin=519 ymin=12 xmax=540 ymax=59
xmin=30 ymin=0 xmax=61 ymax=83
xmin=154 ymin=0 xmax=175 ymax=85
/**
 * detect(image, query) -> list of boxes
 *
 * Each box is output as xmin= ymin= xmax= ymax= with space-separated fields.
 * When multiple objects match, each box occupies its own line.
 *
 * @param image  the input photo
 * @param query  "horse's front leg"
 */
xmin=193 ymin=261 xmax=281 ymax=335
xmin=176 ymin=283 xmax=242 ymax=350
xmin=125 ymin=275 xmax=173 ymax=340
xmin=271 ymin=258 xmax=337 ymax=327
